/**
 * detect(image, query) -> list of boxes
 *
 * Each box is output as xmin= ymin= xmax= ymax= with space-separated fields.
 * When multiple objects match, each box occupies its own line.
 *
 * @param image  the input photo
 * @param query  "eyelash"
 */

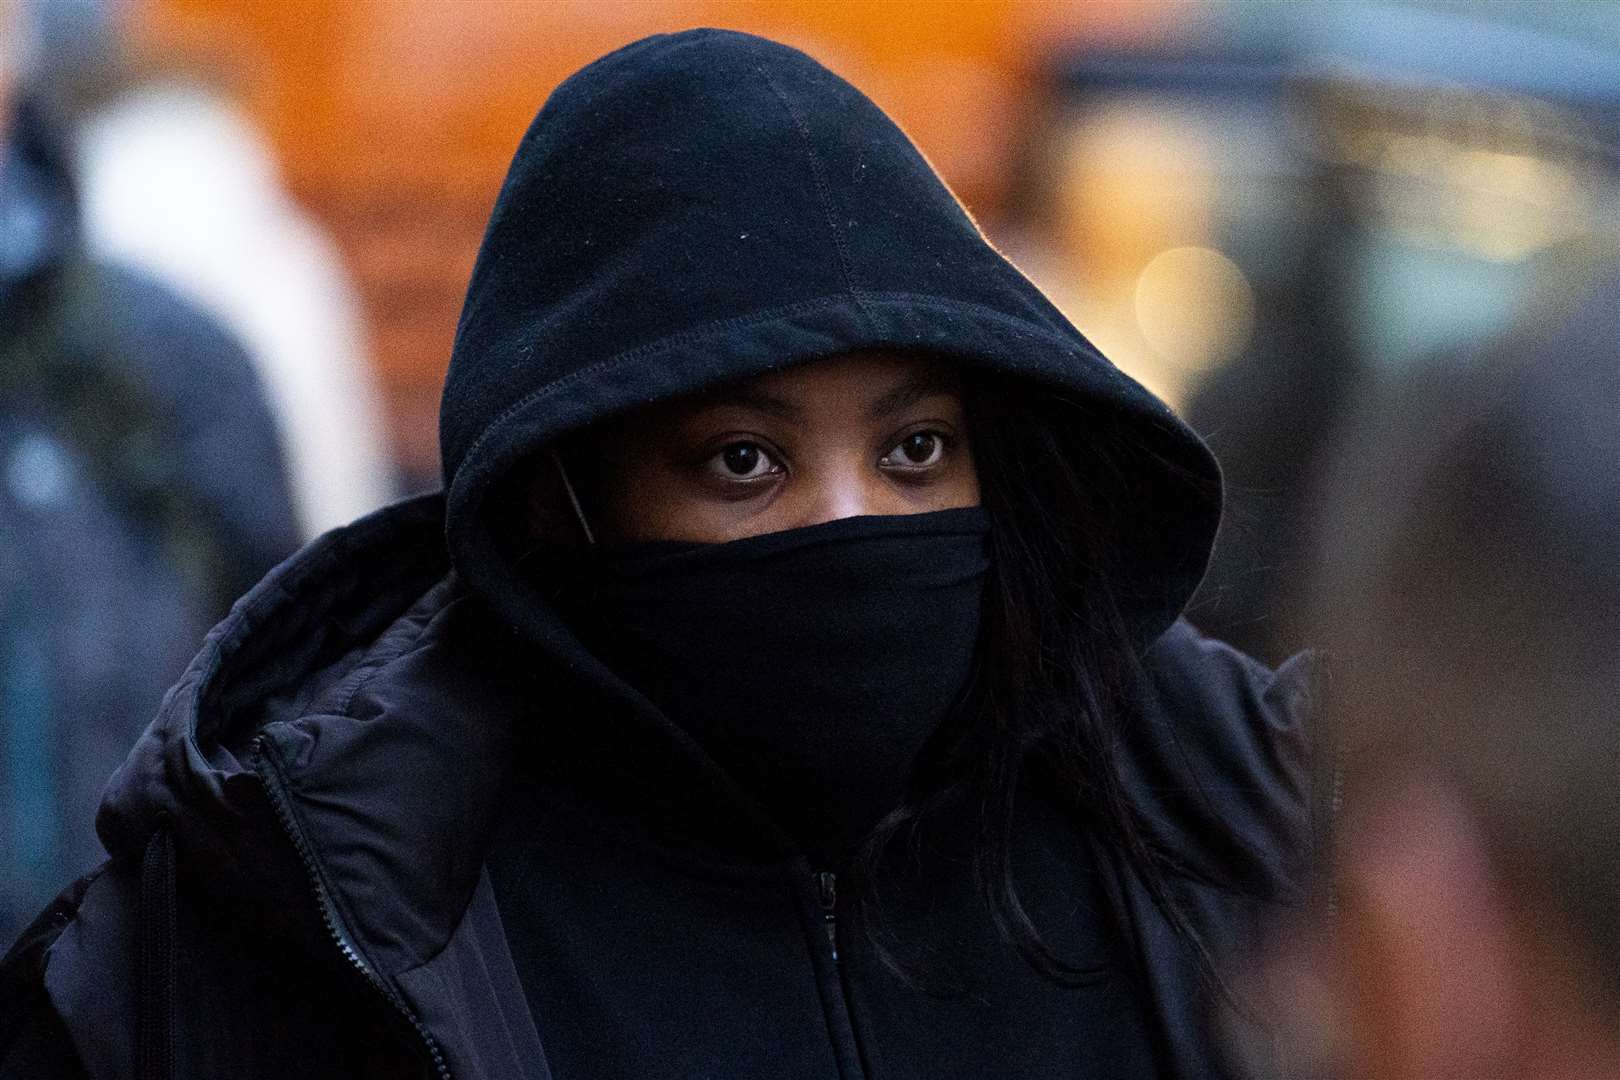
xmin=700 ymin=428 xmax=956 ymax=489
xmin=878 ymin=429 xmax=952 ymax=473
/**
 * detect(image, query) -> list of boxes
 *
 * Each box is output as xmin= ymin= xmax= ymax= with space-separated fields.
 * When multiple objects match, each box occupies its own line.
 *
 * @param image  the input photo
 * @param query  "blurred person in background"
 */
xmin=0 ymin=14 xmax=299 ymax=945
xmin=1 ymin=30 xmax=1315 ymax=1080
xmin=1243 ymin=264 xmax=1620 ymax=1079
xmin=24 ymin=0 xmax=399 ymax=537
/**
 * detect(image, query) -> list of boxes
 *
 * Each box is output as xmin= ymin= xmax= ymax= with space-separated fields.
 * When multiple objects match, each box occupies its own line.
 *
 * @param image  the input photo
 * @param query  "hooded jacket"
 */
xmin=0 ymin=30 xmax=1318 ymax=1080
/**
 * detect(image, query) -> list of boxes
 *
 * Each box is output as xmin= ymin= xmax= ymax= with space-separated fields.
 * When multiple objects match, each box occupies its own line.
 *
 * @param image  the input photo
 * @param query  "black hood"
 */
xmin=440 ymin=28 xmax=1221 ymax=652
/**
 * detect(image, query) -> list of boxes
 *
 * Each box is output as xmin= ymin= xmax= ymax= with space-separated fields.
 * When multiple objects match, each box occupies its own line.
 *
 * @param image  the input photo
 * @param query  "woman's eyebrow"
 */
xmin=866 ymin=372 xmax=961 ymax=420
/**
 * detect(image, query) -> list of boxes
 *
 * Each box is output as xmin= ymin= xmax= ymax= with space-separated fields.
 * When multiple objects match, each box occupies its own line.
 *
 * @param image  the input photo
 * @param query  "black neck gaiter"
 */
xmin=566 ymin=506 xmax=990 ymax=862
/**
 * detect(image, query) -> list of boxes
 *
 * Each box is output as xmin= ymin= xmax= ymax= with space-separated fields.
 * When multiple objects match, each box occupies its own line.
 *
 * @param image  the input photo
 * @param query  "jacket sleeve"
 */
xmin=1129 ymin=618 xmax=1320 ymax=902
xmin=1095 ymin=621 xmax=1322 ymax=1080
xmin=0 ymin=875 xmax=97 ymax=1080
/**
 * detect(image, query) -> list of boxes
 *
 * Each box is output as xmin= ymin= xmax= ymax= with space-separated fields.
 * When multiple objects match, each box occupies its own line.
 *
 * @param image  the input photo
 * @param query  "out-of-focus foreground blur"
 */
xmin=2 ymin=1 xmax=1617 ymax=1070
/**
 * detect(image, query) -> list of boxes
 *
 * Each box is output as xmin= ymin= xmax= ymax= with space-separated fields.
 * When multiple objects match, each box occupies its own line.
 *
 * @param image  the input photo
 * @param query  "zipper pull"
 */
xmin=816 ymin=870 xmax=838 ymax=963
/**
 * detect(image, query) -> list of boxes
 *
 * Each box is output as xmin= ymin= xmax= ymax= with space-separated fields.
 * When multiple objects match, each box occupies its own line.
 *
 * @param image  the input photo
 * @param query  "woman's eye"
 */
xmin=881 ymin=431 xmax=947 ymax=470
xmin=707 ymin=441 xmax=779 ymax=481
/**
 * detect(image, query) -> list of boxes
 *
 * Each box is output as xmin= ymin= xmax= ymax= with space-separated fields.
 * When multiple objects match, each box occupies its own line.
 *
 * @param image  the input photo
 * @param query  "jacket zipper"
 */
xmin=816 ymin=870 xmax=839 ymax=963
xmin=253 ymin=735 xmax=452 ymax=1080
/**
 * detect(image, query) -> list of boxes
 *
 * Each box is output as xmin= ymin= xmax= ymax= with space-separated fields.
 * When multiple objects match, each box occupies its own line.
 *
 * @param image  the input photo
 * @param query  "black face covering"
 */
xmin=565 ymin=506 xmax=990 ymax=862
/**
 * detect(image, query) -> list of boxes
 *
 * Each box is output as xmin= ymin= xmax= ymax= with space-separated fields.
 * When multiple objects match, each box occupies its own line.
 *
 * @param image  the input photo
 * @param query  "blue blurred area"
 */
xmin=0 ymin=92 xmax=301 ymax=944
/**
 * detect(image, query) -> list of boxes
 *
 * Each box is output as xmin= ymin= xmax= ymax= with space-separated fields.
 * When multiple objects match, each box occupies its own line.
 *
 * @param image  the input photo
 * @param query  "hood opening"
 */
xmin=478 ymin=350 xmax=1220 ymax=872
xmin=437 ymin=27 xmax=1221 ymax=672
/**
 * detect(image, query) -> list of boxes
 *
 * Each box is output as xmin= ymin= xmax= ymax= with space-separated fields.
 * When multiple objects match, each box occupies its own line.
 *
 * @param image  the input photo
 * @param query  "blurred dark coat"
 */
xmin=0 ymin=96 xmax=299 ymax=943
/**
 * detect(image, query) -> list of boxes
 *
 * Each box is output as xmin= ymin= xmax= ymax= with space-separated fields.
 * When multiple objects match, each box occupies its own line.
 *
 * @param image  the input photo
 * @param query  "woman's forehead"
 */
xmin=697 ymin=353 xmax=963 ymax=415
xmin=587 ymin=353 xmax=966 ymax=447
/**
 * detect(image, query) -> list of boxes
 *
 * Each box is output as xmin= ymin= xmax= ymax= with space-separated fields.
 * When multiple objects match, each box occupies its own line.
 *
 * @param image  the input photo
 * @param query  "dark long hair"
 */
xmin=852 ymin=372 xmax=1227 ymax=989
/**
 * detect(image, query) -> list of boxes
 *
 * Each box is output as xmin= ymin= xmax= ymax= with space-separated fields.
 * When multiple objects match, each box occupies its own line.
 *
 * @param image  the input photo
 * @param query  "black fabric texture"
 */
xmin=554 ymin=506 xmax=989 ymax=861
xmin=486 ymin=749 xmax=1161 ymax=1080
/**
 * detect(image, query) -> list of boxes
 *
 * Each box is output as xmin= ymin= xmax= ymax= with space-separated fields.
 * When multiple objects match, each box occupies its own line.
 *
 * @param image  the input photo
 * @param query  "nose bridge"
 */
xmin=804 ymin=452 xmax=879 ymax=525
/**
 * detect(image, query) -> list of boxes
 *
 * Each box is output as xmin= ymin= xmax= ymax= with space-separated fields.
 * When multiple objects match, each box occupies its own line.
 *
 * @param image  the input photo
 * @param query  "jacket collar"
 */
xmin=94 ymin=494 xmax=523 ymax=980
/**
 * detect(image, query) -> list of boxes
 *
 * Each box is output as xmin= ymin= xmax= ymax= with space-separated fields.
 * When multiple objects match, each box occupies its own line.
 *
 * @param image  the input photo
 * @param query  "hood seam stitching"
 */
xmin=755 ymin=63 xmax=865 ymax=311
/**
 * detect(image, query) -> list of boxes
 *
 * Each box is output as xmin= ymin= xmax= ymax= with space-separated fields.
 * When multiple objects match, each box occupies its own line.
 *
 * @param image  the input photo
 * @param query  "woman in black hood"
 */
xmin=0 ymin=29 xmax=1316 ymax=1080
